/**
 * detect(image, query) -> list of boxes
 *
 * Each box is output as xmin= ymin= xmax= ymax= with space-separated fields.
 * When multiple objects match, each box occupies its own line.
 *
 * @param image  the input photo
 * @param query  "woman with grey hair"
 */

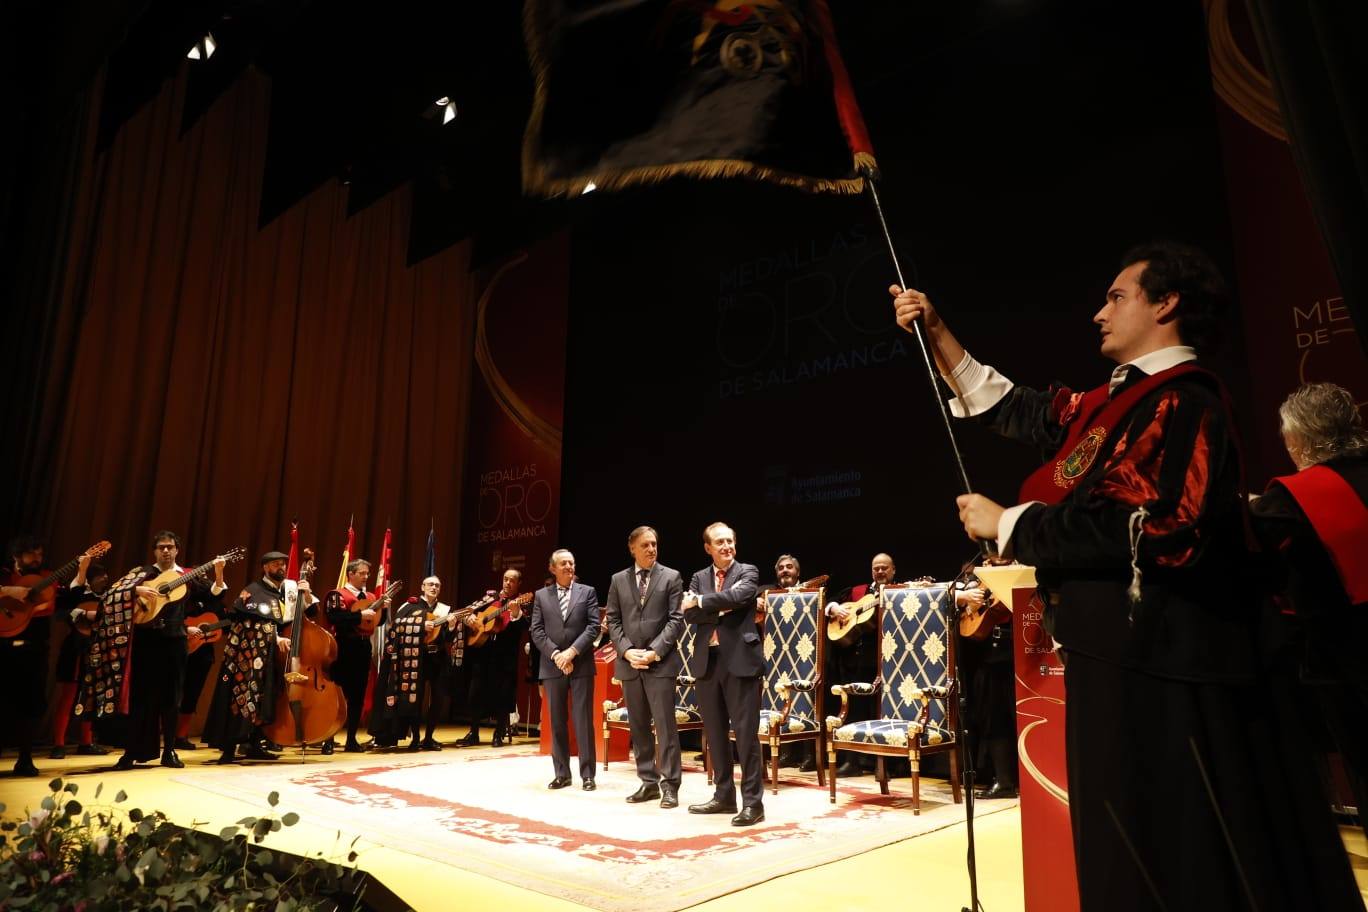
xmin=1252 ymin=381 xmax=1367 ymax=835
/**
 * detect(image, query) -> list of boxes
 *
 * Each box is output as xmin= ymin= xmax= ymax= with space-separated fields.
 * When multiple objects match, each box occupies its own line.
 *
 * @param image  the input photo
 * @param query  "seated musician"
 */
xmin=824 ymin=552 xmax=897 ymax=777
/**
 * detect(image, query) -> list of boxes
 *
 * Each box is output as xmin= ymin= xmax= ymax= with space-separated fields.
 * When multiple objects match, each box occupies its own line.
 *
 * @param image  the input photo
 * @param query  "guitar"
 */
xmin=755 ymin=574 xmax=829 ymax=625
xmin=0 ymin=541 xmax=112 ymax=638
xmin=464 ymin=591 xmax=534 ymax=647
xmin=185 ymin=612 xmax=234 ymax=655
xmin=825 ymin=590 xmax=881 ymax=643
xmin=422 ymin=596 xmax=491 ymax=646
xmin=353 ymin=581 xmax=403 ymax=636
xmin=956 ymin=586 xmax=1011 ymax=641
xmin=134 ymin=547 xmax=247 ymax=625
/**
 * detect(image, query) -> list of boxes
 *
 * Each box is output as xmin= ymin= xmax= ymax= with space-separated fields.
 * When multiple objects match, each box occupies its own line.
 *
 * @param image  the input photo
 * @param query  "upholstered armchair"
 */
xmin=603 ymin=621 xmax=709 ymax=778
xmin=752 ymin=585 xmax=826 ymax=793
xmin=826 ymin=582 xmax=961 ymax=813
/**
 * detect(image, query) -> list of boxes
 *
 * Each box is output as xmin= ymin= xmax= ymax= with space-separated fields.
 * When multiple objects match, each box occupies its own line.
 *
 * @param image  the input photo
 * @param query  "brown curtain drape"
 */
xmin=17 ymin=65 xmax=476 ymax=600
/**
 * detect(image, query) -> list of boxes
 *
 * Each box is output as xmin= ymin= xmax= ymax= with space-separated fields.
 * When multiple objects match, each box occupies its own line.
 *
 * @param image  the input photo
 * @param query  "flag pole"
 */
xmin=862 ymin=170 xmax=995 ymax=559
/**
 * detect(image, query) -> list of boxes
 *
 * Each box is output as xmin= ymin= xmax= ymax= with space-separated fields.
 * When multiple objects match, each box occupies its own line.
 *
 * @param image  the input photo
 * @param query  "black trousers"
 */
xmin=0 ymin=637 xmax=48 ymax=754
xmin=455 ymin=647 xmax=502 ymax=734
xmin=699 ymin=650 xmax=764 ymax=808
xmin=125 ymin=630 xmax=186 ymax=760
xmin=333 ymin=637 xmax=372 ymax=740
xmin=622 ymin=672 xmax=682 ymax=788
xmin=1064 ymin=649 xmax=1362 ymax=912
xmin=180 ymin=643 xmax=216 ymax=714
xmin=542 ymin=673 xmax=596 ymax=781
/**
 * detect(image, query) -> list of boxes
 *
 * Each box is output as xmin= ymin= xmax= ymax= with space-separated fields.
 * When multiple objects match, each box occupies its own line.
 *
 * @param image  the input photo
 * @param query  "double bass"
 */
xmin=263 ymin=549 xmax=348 ymax=750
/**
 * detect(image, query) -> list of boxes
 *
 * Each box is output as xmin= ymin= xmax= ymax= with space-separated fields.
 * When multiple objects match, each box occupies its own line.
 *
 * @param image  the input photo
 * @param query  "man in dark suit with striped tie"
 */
xmin=682 ymin=522 xmax=764 ymax=826
xmin=605 ymin=526 xmax=686 ymax=808
xmin=530 ymin=549 xmax=601 ymax=791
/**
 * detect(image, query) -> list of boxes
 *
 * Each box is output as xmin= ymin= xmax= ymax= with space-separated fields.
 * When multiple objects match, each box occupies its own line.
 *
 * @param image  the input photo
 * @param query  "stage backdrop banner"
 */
xmin=1205 ymin=0 xmax=1367 ymax=482
xmin=457 ymin=231 xmax=571 ymax=724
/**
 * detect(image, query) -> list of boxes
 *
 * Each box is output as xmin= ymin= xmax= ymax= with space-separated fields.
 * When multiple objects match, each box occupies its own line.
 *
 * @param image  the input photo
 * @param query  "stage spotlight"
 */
xmin=186 ymin=33 xmax=217 ymax=60
xmin=432 ymin=96 xmax=458 ymax=124
xmin=582 ymin=182 xmax=597 ymax=194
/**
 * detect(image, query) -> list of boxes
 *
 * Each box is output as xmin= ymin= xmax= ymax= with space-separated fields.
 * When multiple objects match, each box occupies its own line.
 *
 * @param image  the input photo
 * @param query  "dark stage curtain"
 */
xmin=8 ymin=66 xmax=477 ymax=597
xmin=1245 ymin=0 xmax=1368 ymax=355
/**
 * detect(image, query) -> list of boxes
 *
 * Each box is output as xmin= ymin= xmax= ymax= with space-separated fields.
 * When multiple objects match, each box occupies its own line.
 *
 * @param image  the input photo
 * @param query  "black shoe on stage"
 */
xmin=160 ymin=751 xmax=184 ymax=769
xmin=77 ymin=744 xmax=109 ymax=756
xmin=660 ymin=786 xmax=679 ymax=809
xmin=582 ymin=779 xmax=596 ymax=791
xmin=421 ymin=738 xmax=443 ymax=751
xmin=456 ymin=731 xmax=480 ymax=747
xmin=797 ymin=756 xmax=817 ymax=773
xmin=174 ymin=737 xmax=196 ymax=751
xmin=113 ymin=754 xmax=136 ymax=771
xmin=406 ymin=739 xmax=422 ymax=752
xmin=731 ymin=806 xmax=765 ymax=827
xmin=13 ymin=755 xmax=40 ymax=777
xmin=49 ymin=746 xmax=66 ymax=760
xmin=626 ymin=783 xmax=661 ymax=804
xmin=258 ymin=737 xmax=283 ymax=753
xmin=243 ymin=743 xmax=279 ymax=761
xmin=320 ymin=741 xmax=334 ymax=755
xmin=215 ymin=748 xmax=237 ymax=765
xmin=344 ymin=739 xmax=364 ymax=753
xmin=980 ymin=781 xmax=1019 ymax=799
xmin=688 ymin=797 xmax=738 ymax=815
xmin=547 ymin=776 xmax=572 ymax=790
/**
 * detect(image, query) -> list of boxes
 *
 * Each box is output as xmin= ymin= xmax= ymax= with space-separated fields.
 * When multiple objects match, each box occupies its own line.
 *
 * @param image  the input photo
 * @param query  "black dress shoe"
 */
xmin=582 ymin=779 xmax=596 ymax=791
xmin=490 ymin=734 xmax=506 ymax=748
xmin=626 ymin=783 xmax=661 ymax=803
xmin=174 ymin=737 xmax=196 ymax=751
xmin=731 ymin=806 xmax=765 ymax=827
xmin=320 ymin=741 xmax=334 ymax=755
xmin=160 ymin=751 xmax=184 ymax=769
xmin=243 ymin=743 xmax=279 ymax=761
xmin=258 ymin=737 xmax=283 ymax=753
xmin=980 ymin=781 xmax=1019 ymax=799
xmin=688 ymin=797 xmax=738 ymax=815
xmin=114 ymin=754 xmax=136 ymax=771
xmin=456 ymin=732 xmax=480 ymax=747
xmin=406 ymin=739 xmax=422 ymax=752
xmin=77 ymin=744 xmax=109 ymax=756
xmin=13 ymin=756 xmax=40 ymax=777
xmin=421 ymin=738 xmax=442 ymax=752
xmin=343 ymin=740 xmax=364 ymax=753
xmin=49 ymin=746 xmax=66 ymax=759
xmin=215 ymin=749 xmax=237 ymax=765
xmin=797 ymin=755 xmax=817 ymax=773
xmin=660 ymin=787 xmax=679 ymax=809
xmin=547 ymin=776 xmax=572 ymax=790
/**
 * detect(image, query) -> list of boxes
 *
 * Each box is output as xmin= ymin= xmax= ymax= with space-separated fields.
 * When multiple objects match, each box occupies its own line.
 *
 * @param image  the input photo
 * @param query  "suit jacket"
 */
xmin=606 ymin=563 xmax=685 ymax=680
xmin=684 ymin=561 xmax=763 ymax=678
xmin=530 ymin=581 xmax=600 ymax=680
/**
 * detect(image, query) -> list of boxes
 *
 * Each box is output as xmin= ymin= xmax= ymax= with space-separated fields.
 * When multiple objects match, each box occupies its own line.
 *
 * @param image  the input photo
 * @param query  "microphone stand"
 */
xmin=948 ymin=571 xmax=984 ymax=912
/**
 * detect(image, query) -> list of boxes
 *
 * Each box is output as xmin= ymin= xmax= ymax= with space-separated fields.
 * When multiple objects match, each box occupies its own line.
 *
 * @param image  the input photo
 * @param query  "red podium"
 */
xmin=539 ymin=643 xmax=630 ymax=763
xmin=976 ymin=564 xmax=1079 ymax=912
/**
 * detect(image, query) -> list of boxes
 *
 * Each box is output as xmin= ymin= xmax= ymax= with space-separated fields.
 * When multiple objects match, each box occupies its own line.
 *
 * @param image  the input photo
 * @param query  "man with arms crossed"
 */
xmin=682 ymin=522 xmax=764 ymax=826
xmin=606 ymin=526 xmax=686 ymax=808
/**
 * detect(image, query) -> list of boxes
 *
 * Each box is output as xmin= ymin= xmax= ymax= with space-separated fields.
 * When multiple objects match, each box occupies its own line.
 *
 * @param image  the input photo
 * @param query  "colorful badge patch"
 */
xmin=1052 ymin=426 xmax=1107 ymax=489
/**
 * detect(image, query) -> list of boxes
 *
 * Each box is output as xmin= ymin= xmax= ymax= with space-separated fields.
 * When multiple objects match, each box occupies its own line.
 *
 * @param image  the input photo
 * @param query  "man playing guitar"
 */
xmin=453 ymin=568 xmax=526 ymax=747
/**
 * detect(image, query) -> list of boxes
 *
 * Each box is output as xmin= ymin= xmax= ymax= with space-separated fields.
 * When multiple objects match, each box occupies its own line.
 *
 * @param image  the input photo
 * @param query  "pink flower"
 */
xmin=51 ymin=872 xmax=74 ymax=886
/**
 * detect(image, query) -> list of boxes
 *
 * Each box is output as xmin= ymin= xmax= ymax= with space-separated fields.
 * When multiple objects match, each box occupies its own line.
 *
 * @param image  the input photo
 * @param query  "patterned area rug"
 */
xmin=179 ymin=749 xmax=1014 ymax=912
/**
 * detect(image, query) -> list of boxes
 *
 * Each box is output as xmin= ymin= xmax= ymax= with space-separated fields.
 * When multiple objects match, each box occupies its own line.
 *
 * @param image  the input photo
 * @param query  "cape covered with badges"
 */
xmin=76 ymin=567 xmax=151 ymax=719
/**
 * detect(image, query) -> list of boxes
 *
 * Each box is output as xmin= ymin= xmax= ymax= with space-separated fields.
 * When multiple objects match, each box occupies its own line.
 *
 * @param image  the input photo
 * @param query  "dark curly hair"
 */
xmin=1119 ymin=241 xmax=1229 ymax=353
xmin=8 ymin=534 xmax=44 ymax=559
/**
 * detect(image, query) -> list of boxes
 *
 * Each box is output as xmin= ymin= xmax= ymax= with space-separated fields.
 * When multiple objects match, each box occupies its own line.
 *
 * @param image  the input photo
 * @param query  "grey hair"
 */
xmin=1279 ymin=382 xmax=1368 ymax=465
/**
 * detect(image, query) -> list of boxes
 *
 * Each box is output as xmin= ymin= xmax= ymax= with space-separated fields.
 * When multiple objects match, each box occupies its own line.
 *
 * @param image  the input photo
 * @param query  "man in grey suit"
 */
xmin=682 ymin=522 xmax=765 ymax=826
xmin=530 ymin=549 xmax=601 ymax=791
xmin=605 ymin=526 xmax=686 ymax=809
